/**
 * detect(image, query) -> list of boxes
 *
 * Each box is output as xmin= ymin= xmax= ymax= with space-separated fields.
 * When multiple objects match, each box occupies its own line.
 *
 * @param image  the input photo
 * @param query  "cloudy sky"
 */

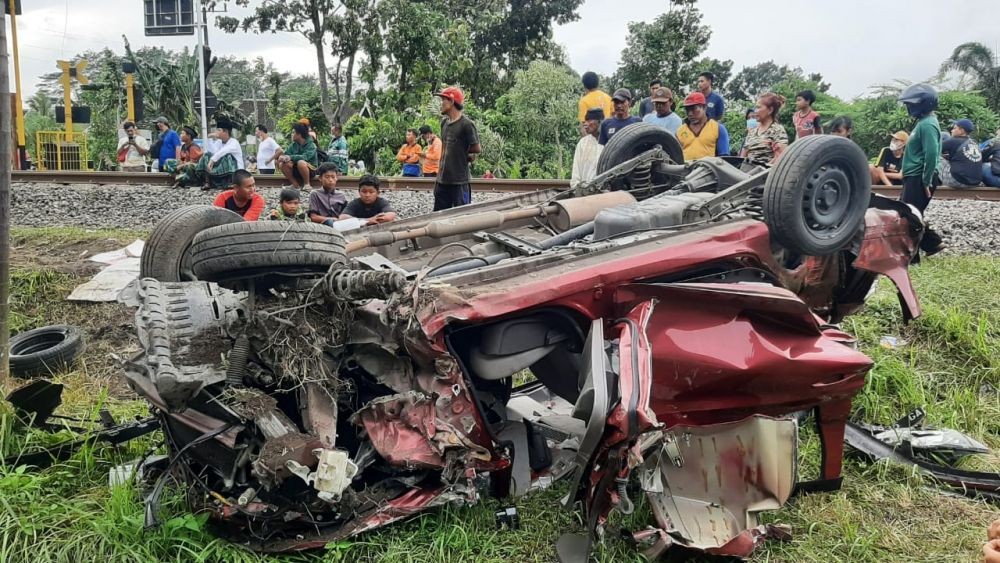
xmin=7 ymin=0 xmax=998 ymax=101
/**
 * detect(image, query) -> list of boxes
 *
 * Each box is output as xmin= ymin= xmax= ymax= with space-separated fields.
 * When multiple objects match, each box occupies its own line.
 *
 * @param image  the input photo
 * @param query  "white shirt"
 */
xmin=571 ymin=134 xmax=603 ymax=188
xmin=256 ymin=136 xmax=279 ymax=168
xmin=117 ymin=135 xmax=150 ymax=168
xmin=209 ymin=137 xmax=245 ymax=169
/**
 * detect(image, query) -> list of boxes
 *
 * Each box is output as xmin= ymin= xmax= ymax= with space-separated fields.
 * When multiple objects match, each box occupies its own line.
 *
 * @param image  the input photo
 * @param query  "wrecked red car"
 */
xmin=124 ymin=128 xmax=924 ymax=559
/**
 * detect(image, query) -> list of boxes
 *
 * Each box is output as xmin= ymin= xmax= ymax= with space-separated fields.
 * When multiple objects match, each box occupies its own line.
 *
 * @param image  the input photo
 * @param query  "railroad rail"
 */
xmin=11 ymin=170 xmax=1000 ymax=201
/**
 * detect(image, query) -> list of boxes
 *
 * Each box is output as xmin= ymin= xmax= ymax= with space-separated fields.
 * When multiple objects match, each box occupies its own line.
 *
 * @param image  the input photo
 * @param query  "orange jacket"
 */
xmin=422 ymin=136 xmax=442 ymax=175
xmin=397 ymin=142 xmax=421 ymax=164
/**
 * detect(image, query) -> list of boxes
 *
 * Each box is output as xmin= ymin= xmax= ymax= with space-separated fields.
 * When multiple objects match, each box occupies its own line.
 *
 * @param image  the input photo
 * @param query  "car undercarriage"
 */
xmin=122 ymin=126 xmax=927 ymax=560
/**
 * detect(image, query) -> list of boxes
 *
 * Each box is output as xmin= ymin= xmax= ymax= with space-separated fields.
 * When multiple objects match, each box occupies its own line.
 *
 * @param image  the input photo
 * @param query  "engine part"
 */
xmin=548 ymin=191 xmax=636 ymax=232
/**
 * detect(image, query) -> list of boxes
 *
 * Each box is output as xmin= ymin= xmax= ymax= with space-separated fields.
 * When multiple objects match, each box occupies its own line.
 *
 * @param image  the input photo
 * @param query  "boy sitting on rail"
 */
xmin=339 ymin=174 xmax=397 ymax=226
xmin=269 ymin=188 xmax=308 ymax=221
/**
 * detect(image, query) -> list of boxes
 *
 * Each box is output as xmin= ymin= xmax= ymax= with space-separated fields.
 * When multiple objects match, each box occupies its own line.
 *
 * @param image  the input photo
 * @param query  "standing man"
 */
xmin=255 ymin=125 xmax=279 ymax=175
xmin=328 ymin=124 xmax=349 ymax=175
xmin=641 ymin=87 xmax=681 ymax=134
xmin=571 ymin=108 xmax=604 ymax=188
xmin=598 ymin=89 xmax=641 ymax=145
xmin=578 ymin=71 xmax=614 ymax=123
xmin=117 ymin=121 xmax=150 ymax=172
xmin=419 ymin=125 xmax=442 ymax=177
xmin=396 ymin=128 xmax=423 ymax=177
xmin=637 ymin=79 xmax=662 ymax=118
xmin=940 ymin=118 xmax=983 ymax=187
xmin=675 ymin=92 xmax=730 ymax=161
xmin=154 ymin=117 xmax=180 ymax=172
xmin=899 ymin=83 xmax=945 ymax=256
xmin=434 ymin=86 xmax=481 ymax=210
xmin=275 ymin=123 xmax=319 ymax=188
xmin=696 ymin=72 xmax=726 ymax=121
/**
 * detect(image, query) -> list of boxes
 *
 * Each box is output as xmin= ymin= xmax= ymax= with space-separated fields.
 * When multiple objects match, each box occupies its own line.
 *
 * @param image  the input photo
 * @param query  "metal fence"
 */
xmin=34 ymin=131 xmax=90 ymax=171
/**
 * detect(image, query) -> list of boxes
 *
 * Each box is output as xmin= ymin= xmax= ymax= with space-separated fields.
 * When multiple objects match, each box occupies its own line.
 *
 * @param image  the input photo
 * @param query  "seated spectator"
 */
xmin=165 ymin=126 xmax=203 ymax=187
xmin=269 ymin=188 xmax=307 ymax=221
xmin=940 ymin=118 xmax=983 ymax=187
xmin=275 ymin=123 xmax=319 ymax=188
xmin=308 ymin=163 xmax=348 ymax=226
xmin=598 ymin=89 xmax=641 ymax=145
xmin=980 ymin=129 xmax=1000 ymax=188
xmin=571 ymin=108 xmax=604 ymax=188
xmin=154 ymin=117 xmax=180 ymax=171
xmin=340 ymin=174 xmax=397 ymax=225
xmin=792 ymin=90 xmax=822 ymax=140
xmin=870 ymin=131 xmax=908 ymax=186
xmin=116 ymin=121 xmax=150 ymax=172
xmin=327 ymin=124 xmax=349 ymax=174
xmin=482 ymin=170 xmax=495 ymax=179
xmin=299 ymin=118 xmax=319 ymax=143
xmin=676 ymin=92 xmax=730 ymax=161
xmin=190 ymin=119 xmax=244 ymax=190
xmin=397 ymin=128 xmax=422 ymax=177
xmin=213 ymin=169 xmax=265 ymax=220
xmin=741 ymin=93 xmax=788 ymax=165
xmin=828 ymin=116 xmax=854 ymax=138
xmin=419 ymin=125 xmax=441 ymax=177
xmin=642 ymin=87 xmax=682 ymax=134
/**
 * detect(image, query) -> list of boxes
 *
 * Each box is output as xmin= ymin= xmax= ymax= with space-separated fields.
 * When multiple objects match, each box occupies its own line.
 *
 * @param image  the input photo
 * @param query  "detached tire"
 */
xmin=596 ymin=122 xmax=685 ymax=190
xmin=763 ymin=135 xmax=871 ymax=256
xmin=8 ymin=325 xmax=86 ymax=378
xmin=141 ymin=205 xmax=244 ymax=282
xmin=189 ymin=221 xmax=347 ymax=287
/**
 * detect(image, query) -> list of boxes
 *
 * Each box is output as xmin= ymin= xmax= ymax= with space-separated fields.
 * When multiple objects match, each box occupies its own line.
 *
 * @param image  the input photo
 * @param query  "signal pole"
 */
xmin=7 ymin=0 xmax=24 ymax=169
xmin=0 ymin=8 xmax=11 ymax=381
xmin=196 ymin=0 xmax=208 ymax=141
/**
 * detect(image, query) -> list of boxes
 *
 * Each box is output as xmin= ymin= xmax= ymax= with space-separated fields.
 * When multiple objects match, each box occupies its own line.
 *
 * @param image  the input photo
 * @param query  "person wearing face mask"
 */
xmin=740 ymin=92 xmax=788 ymax=165
xmin=870 ymin=131 xmax=909 ymax=186
xmin=734 ymin=108 xmax=758 ymax=155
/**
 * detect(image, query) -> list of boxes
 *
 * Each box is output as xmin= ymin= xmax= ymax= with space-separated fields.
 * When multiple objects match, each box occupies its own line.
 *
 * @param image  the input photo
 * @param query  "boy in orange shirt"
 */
xmin=419 ymin=125 xmax=442 ymax=177
xmin=396 ymin=129 xmax=422 ymax=177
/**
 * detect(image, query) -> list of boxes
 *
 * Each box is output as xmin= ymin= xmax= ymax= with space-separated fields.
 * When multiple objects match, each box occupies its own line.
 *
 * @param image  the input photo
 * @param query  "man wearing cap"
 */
xmin=598 ymin=89 xmax=642 ymax=145
xmin=940 ymin=118 xmax=983 ymax=187
xmin=433 ymin=86 xmax=481 ymax=210
xmin=675 ymin=92 xmax=730 ymax=161
xmin=154 ymin=117 xmax=180 ymax=171
xmin=870 ymin=131 xmax=909 ymax=186
xmin=571 ymin=108 xmax=604 ymax=188
xmin=578 ymin=71 xmax=614 ymax=123
xmin=641 ymin=87 xmax=681 ymax=135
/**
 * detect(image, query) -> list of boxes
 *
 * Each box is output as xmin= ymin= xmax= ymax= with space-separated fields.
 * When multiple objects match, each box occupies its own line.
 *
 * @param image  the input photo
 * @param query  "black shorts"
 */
xmin=258 ymin=168 xmax=275 ymax=175
xmin=433 ymin=182 xmax=471 ymax=211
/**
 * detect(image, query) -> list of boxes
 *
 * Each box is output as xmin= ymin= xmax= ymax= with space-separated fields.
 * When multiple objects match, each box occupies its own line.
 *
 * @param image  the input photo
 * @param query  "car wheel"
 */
xmin=8 ymin=325 xmax=86 ymax=379
xmin=188 ymin=221 xmax=347 ymax=289
xmin=141 ymin=205 xmax=244 ymax=281
xmin=763 ymin=135 xmax=871 ymax=256
xmin=595 ymin=122 xmax=685 ymax=191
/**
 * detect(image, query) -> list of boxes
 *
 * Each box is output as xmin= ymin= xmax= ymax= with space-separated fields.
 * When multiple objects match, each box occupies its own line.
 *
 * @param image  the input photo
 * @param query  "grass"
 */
xmin=0 ymin=228 xmax=997 ymax=562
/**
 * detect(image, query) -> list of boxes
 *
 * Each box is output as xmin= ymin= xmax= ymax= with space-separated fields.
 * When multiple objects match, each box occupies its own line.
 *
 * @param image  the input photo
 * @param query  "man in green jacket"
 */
xmin=898 ymin=83 xmax=945 ymax=256
xmin=275 ymin=122 xmax=319 ymax=188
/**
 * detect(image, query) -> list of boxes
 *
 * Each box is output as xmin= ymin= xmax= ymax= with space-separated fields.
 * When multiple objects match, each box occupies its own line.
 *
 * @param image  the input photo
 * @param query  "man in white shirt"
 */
xmin=571 ymin=108 xmax=604 ymax=188
xmin=255 ymin=124 xmax=279 ymax=175
xmin=201 ymin=119 xmax=244 ymax=190
xmin=116 ymin=121 xmax=150 ymax=172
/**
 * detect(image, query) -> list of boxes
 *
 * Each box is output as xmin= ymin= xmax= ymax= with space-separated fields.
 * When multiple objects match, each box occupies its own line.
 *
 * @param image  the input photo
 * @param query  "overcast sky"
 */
xmin=7 ymin=0 xmax=999 ymax=101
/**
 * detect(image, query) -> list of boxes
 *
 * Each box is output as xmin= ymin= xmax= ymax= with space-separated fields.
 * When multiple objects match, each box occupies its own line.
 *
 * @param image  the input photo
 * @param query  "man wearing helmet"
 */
xmin=433 ymin=86 xmax=481 ymax=210
xmin=899 ymin=83 xmax=945 ymax=255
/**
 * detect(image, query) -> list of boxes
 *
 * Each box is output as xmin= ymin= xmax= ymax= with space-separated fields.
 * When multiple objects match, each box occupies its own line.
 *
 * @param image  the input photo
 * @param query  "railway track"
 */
xmin=11 ymin=170 xmax=1000 ymax=201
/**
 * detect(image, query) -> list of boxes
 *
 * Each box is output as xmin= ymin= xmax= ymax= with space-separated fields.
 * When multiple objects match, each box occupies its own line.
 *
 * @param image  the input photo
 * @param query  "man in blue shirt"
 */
xmin=696 ymin=72 xmax=726 ymax=121
xmin=598 ymin=88 xmax=642 ymax=145
xmin=154 ymin=117 xmax=181 ymax=171
xmin=641 ymin=87 xmax=681 ymax=134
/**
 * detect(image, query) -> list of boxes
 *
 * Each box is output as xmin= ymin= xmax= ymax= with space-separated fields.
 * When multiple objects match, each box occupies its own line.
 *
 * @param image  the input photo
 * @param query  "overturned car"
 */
xmin=125 ymin=127 xmax=925 ymax=559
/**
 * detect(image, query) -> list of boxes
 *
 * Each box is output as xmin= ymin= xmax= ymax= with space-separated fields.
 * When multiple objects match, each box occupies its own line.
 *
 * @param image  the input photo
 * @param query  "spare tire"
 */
xmin=189 ymin=221 xmax=347 ymax=288
xmin=596 ymin=122 xmax=685 ymax=191
xmin=763 ymin=135 xmax=871 ymax=256
xmin=141 ymin=205 xmax=244 ymax=282
xmin=8 ymin=325 xmax=86 ymax=378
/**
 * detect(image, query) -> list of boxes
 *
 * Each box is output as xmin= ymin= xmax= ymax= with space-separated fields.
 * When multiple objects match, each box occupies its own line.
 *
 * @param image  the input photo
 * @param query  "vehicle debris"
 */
xmin=120 ymin=128 xmax=930 ymax=559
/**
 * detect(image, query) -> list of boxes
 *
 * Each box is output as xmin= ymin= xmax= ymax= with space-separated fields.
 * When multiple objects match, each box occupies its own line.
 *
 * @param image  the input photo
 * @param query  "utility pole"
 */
xmin=0 ymin=9 xmax=12 ymax=381
xmin=7 ymin=0 xmax=24 ymax=169
xmin=195 ymin=0 xmax=209 ymax=141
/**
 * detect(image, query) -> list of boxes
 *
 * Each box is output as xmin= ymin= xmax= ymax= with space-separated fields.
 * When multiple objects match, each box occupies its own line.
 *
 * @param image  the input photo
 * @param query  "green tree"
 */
xmin=940 ymin=42 xmax=1000 ymax=114
xmin=692 ymin=57 xmax=734 ymax=93
xmin=614 ymin=0 xmax=711 ymax=95
xmin=503 ymin=61 xmax=579 ymax=178
xmin=727 ymin=61 xmax=829 ymax=103
xmin=123 ymin=39 xmax=199 ymax=127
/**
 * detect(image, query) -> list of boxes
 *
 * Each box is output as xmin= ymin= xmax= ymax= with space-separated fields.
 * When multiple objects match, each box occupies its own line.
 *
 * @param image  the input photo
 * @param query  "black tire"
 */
xmin=189 ymin=221 xmax=347 ymax=287
xmin=595 ymin=122 xmax=685 ymax=191
xmin=141 ymin=205 xmax=244 ymax=282
xmin=8 ymin=325 xmax=86 ymax=379
xmin=763 ymin=135 xmax=871 ymax=256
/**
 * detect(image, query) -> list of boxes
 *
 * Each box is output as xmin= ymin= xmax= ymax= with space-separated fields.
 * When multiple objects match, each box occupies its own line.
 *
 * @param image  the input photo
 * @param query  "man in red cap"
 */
xmin=433 ymin=86 xmax=481 ymax=210
xmin=675 ymin=92 xmax=730 ymax=161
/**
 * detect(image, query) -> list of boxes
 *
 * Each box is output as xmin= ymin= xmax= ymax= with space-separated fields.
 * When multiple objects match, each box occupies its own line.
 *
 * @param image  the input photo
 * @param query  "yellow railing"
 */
xmin=34 ymin=131 xmax=90 ymax=171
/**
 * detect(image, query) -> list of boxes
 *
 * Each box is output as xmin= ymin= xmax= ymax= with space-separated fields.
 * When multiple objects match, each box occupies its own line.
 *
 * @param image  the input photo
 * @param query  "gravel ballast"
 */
xmin=11 ymin=182 xmax=1000 ymax=256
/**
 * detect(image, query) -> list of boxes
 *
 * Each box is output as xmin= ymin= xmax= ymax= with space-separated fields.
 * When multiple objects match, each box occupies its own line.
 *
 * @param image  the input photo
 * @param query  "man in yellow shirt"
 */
xmin=675 ymin=92 xmax=731 ymax=161
xmin=396 ymin=128 xmax=423 ymax=176
xmin=578 ymin=71 xmax=614 ymax=123
xmin=419 ymin=125 xmax=442 ymax=177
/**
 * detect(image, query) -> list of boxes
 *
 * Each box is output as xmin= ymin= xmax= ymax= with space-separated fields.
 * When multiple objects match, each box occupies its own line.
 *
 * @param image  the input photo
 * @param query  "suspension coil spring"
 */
xmin=321 ymin=268 xmax=407 ymax=301
xmin=745 ymin=184 xmax=765 ymax=220
xmin=630 ymin=162 xmax=653 ymax=197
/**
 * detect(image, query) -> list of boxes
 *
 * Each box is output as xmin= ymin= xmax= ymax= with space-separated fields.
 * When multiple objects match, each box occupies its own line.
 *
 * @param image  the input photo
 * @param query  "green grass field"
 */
xmin=1 ymin=228 xmax=997 ymax=563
